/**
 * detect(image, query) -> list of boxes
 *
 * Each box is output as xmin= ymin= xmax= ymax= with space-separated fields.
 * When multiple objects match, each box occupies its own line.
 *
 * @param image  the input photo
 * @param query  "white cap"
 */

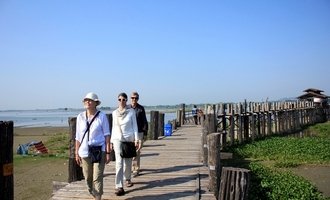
xmin=83 ymin=92 xmax=101 ymax=106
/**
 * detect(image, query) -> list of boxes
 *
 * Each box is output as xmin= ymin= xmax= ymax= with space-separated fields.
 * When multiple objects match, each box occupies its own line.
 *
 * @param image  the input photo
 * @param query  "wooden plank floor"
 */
xmin=51 ymin=125 xmax=216 ymax=200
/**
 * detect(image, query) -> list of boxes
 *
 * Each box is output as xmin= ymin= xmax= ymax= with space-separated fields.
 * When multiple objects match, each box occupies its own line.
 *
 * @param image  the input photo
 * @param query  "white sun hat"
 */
xmin=83 ymin=92 xmax=101 ymax=106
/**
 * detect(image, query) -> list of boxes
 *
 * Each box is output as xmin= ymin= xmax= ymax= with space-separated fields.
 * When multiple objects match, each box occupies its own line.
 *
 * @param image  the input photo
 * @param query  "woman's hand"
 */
xmin=135 ymin=140 xmax=142 ymax=151
xmin=105 ymin=153 xmax=111 ymax=164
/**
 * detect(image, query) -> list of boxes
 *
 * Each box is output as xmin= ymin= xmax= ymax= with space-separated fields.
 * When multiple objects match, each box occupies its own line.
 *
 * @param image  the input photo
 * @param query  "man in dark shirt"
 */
xmin=129 ymin=91 xmax=148 ymax=176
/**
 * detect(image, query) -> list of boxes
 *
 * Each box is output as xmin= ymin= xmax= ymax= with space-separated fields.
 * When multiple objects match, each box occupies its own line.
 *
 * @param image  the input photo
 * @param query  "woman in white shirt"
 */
xmin=111 ymin=92 xmax=139 ymax=196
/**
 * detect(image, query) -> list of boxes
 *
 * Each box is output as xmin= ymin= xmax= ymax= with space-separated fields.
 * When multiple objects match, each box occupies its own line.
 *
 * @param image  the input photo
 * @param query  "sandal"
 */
xmin=126 ymin=180 xmax=133 ymax=187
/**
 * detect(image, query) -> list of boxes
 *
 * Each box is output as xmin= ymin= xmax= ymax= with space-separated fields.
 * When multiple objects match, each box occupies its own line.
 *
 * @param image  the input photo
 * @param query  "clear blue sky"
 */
xmin=1 ymin=0 xmax=329 ymax=110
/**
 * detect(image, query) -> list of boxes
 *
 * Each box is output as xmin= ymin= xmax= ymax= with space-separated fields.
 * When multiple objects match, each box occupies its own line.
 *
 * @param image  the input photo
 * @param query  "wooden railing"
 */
xmin=200 ymin=100 xmax=330 ymax=199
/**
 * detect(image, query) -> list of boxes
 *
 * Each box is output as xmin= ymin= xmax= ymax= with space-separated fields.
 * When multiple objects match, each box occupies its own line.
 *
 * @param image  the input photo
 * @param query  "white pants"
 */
xmin=112 ymin=140 xmax=133 ymax=189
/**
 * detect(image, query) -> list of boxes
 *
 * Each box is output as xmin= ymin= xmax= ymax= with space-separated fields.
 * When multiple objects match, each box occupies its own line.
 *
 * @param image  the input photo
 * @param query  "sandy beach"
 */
xmin=13 ymin=126 xmax=70 ymax=200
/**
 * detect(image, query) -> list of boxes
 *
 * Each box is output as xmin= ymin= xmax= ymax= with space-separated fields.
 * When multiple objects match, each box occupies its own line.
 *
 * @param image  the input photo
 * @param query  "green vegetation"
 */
xmin=14 ymin=154 xmax=67 ymax=167
xmin=249 ymin=163 xmax=325 ymax=200
xmin=14 ymin=132 xmax=69 ymax=163
xmin=233 ymin=136 xmax=330 ymax=165
xmin=223 ymin=121 xmax=330 ymax=200
xmin=44 ymin=132 xmax=70 ymax=157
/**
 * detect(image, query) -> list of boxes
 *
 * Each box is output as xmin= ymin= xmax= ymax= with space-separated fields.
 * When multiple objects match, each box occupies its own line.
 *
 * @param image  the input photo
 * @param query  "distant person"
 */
xmin=192 ymin=105 xmax=198 ymax=125
xmin=129 ymin=91 xmax=148 ymax=177
xmin=111 ymin=92 xmax=139 ymax=196
xmin=75 ymin=92 xmax=111 ymax=200
xmin=197 ymin=107 xmax=204 ymax=125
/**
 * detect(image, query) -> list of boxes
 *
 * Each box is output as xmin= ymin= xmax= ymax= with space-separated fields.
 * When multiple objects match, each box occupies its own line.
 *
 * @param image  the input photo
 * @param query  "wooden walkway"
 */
xmin=51 ymin=125 xmax=216 ymax=200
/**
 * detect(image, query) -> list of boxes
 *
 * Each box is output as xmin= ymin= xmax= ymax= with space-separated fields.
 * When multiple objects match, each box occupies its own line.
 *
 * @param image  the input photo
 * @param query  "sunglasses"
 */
xmin=131 ymin=97 xmax=139 ymax=100
xmin=118 ymin=98 xmax=127 ymax=102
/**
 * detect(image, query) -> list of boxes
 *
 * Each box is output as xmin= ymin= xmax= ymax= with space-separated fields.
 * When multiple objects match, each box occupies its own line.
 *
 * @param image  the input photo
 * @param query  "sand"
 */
xmin=13 ymin=126 xmax=70 ymax=200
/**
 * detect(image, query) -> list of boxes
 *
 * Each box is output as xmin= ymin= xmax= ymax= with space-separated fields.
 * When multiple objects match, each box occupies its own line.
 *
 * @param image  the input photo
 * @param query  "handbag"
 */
xmin=120 ymin=142 xmax=137 ymax=158
xmin=109 ymin=149 xmax=116 ymax=161
xmin=88 ymin=145 xmax=102 ymax=163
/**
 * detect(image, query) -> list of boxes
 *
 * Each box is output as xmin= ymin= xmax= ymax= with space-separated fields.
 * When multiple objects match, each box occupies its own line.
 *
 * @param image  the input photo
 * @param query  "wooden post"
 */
xmin=201 ymin=126 xmax=209 ymax=165
xmin=221 ymin=104 xmax=227 ymax=148
xmin=68 ymin=117 xmax=83 ymax=182
xmin=251 ymin=114 xmax=256 ymax=141
xmin=158 ymin=113 xmax=164 ymax=137
xmin=0 ymin=121 xmax=14 ymax=200
xmin=243 ymin=114 xmax=249 ymax=141
xmin=219 ymin=167 xmax=250 ymax=200
xmin=206 ymin=114 xmax=217 ymax=134
xmin=207 ymin=132 xmax=221 ymax=198
xmin=176 ymin=110 xmax=182 ymax=127
xmin=200 ymin=113 xmax=205 ymax=127
xmin=106 ymin=114 xmax=115 ymax=160
xmin=180 ymin=104 xmax=185 ymax=125
xmin=229 ymin=112 xmax=235 ymax=145
xmin=149 ymin=111 xmax=159 ymax=140
xmin=171 ymin=119 xmax=176 ymax=131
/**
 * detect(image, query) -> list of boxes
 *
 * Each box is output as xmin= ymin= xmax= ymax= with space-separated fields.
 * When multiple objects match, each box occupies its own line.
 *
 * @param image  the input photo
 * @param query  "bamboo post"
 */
xmin=0 ymin=121 xmax=14 ymax=200
xmin=219 ymin=167 xmax=250 ymax=200
xmin=68 ymin=117 xmax=83 ymax=182
xmin=207 ymin=132 xmax=221 ymax=198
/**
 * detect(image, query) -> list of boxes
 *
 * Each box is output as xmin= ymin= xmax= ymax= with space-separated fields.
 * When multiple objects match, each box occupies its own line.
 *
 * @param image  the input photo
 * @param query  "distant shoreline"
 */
xmin=1 ymin=109 xmax=177 ymax=128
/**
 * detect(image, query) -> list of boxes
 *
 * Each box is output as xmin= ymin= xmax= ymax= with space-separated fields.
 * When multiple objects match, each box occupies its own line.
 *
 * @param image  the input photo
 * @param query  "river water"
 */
xmin=0 ymin=109 xmax=177 ymax=128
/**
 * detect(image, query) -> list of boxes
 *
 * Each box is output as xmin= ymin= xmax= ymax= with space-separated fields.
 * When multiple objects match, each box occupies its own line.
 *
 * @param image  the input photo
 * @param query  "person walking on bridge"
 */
xmin=75 ymin=92 xmax=111 ymax=200
xmin=111 ymin=92 xmax=139 ymax=196
xmin=129 ymin=91 xmax=148 ymax=177
xmin=192 ymin=105 xmax=198 ymax=125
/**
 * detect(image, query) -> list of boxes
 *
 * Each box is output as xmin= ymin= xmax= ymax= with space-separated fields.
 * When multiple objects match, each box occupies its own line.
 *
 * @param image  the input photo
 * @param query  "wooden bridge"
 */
xmin=51 ymin=124 xmax=216 ymax=200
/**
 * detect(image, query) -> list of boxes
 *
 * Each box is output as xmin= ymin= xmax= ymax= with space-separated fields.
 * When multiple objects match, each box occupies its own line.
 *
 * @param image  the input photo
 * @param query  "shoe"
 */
xmin=126 ymin=180 xmax=133 ymax=187
xmin=115 ymin=187 xmax=125 ymax=196
xmin=132 ymin=171 xmax=139 ymax=177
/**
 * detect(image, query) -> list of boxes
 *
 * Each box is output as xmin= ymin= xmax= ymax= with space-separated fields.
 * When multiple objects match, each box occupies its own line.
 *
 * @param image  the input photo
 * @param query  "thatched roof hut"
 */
xmin=297 ymin=88 xmax=329 ymax=106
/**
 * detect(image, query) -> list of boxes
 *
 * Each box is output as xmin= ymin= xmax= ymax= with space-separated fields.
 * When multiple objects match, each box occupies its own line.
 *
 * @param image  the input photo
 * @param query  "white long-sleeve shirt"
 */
xmin=111 ymin=107 xmax=138 ymax=143
xmin=75 ymin=110 xmax=110 ymax=158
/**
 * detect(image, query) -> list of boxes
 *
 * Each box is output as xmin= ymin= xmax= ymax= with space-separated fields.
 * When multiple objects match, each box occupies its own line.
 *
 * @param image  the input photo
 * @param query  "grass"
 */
xmin=14 ymin=130 xmax=70 ymax=200
xmin=222 ymin=121 xmax=330 ymax=200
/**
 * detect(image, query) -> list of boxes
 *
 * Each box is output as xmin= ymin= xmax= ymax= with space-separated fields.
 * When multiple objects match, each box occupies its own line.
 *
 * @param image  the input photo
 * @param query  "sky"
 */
xmin=0 ymin=0 xmax=329 ymax=110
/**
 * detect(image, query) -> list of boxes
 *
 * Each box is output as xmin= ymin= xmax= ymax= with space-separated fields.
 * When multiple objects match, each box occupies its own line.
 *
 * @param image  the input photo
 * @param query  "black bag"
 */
xmin=120 ymin=142 xmax=136 ymax=158
xmin=109 ymin=149 xmax=116 ymax=161
xmin=88 ymin=145 xmax=102 ymax=163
